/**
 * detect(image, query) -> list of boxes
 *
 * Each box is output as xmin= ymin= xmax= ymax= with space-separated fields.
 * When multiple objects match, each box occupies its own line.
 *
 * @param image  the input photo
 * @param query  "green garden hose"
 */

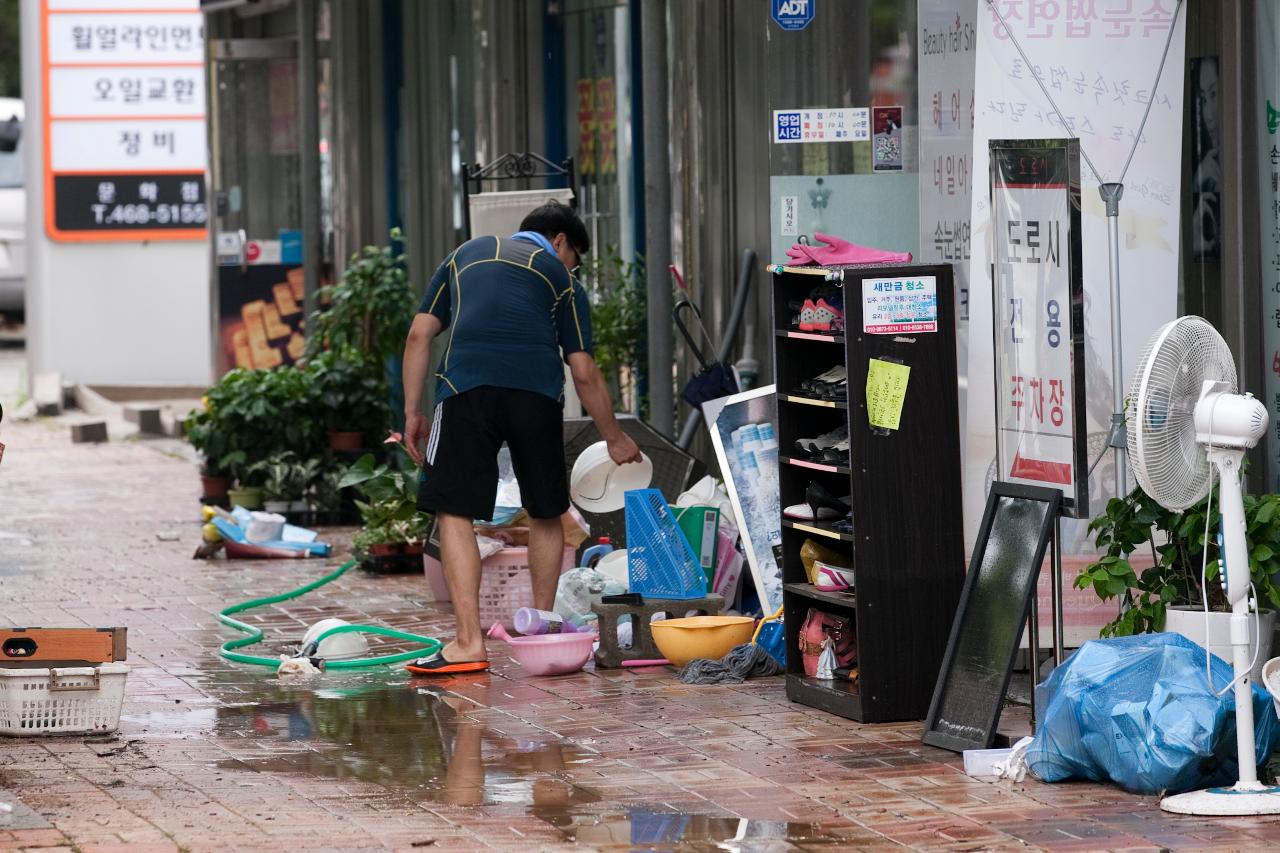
xmin=218 ymin=559 xmax=443 ymax=669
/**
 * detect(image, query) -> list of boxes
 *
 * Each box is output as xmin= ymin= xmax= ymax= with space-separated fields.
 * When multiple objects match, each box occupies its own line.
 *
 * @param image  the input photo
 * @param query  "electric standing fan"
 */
xmin=1127 ymin=315 xmax=1280 ymax=815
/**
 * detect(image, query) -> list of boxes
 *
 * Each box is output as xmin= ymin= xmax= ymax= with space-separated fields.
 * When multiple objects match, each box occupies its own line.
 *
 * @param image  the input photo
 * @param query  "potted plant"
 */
xmin=227 ymin=480 xmax=264 ymax=510
xmin=1077 ymin=485 xmax=1280 ymax=673
xmin=308 ymin=349 xmax=389 ymax=451
xmin=185 ymin=400 xmax=233 ymax=499
xmin=339 ymin=434 xmax=429 ymax=573
xmin=188 ymin=366 xmax=326 ymax=507
xmin=305 ymin=231 xmax=415 ymax=367
xmin=259 ymin=451 xmax=315 ymax=514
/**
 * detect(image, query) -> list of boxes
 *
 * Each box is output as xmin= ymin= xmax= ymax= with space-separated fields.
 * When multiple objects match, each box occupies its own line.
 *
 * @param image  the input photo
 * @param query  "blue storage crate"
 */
xmin=624 ymin=489 xmax=708 ymax=599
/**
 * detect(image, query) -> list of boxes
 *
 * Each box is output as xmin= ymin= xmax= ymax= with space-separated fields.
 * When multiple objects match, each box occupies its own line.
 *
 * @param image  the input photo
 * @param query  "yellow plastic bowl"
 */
xmin=649 ymin=615 xmax=757 ymax=667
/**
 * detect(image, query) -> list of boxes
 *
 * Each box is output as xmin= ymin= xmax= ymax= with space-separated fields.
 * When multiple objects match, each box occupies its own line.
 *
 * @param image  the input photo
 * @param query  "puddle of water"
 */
xmin=212 ymin=683 xmax=599 ymax=807
xmin=544 ymin=808 xmax=845 ymax=850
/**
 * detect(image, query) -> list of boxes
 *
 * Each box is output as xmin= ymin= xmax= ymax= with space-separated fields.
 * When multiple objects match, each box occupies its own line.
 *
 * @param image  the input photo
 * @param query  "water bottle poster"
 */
xmin=705 ymin=386 xmax=783 ymax=613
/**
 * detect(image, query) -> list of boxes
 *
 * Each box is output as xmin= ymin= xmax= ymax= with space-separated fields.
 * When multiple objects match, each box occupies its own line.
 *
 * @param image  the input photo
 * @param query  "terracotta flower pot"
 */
xmin=367 ymin=542 xmax=400 ymax=556
xmin=200 ymin=474 xmax=230 ymax=498
xmin=327 ymin=431 xmax=364 ymax=451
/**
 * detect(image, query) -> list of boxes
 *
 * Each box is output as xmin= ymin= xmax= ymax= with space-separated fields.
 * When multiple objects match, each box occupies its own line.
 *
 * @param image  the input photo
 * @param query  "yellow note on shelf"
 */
xmin=866 ymin=359 xmax=911 ymax=430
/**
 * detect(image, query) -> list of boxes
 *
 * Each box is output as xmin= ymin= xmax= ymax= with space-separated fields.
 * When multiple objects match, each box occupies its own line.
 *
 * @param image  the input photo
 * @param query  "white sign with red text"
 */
xmin=993 ymin=176 xmax=1078 ymax=498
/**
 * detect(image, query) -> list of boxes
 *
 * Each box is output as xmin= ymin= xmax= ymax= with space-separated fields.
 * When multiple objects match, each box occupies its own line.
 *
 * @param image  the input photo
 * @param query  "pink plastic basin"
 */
xmin=501 ymin=632 xmax=595 ymax=676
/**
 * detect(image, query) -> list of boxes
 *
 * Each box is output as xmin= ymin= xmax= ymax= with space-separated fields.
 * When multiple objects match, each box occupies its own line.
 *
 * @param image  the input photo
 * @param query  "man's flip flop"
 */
xmin=404 ymin=653 xmax=490 ymax=676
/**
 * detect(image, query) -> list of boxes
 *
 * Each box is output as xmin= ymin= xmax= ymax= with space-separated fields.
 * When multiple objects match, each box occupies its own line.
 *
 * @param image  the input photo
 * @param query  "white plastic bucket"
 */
xmin=1263 ymin=657 xmax=1280 ymax=721
xmin=569 ymin=442 xmax=653 ymax=513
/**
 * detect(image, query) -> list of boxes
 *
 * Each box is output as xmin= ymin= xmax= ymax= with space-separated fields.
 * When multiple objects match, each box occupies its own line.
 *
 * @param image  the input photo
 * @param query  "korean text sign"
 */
xmin=41 ymin=0 xmax=208 ymax=241
xmin=990 ymin=139 xmax=1086 ymax=515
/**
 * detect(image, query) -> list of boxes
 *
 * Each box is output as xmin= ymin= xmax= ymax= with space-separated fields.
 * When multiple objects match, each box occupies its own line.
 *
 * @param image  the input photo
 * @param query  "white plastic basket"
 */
xmin=0 ymin=664 xmax=129 ymax=736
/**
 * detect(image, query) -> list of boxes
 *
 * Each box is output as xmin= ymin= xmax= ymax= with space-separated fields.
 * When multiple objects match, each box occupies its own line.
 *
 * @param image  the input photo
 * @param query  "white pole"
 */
xmin=1212 ymin=449 xmax=1261 ymax=789
xmin=1102 ymin=184 xmax=1126 ymax=497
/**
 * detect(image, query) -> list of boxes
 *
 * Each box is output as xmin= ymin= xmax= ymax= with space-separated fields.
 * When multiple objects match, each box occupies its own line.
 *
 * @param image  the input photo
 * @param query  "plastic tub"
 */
xmin=650 ymin=616 xmax=756 ymax=667
xmin=488 ymin=625 xmax=595 ymax=676
xmin=0 ymin=664 xmax=130 ymax=736
xmin=424 ymin=545 xmax=576 ymax=629
xmin=962 ymin=747 xmax=1014 ymax=777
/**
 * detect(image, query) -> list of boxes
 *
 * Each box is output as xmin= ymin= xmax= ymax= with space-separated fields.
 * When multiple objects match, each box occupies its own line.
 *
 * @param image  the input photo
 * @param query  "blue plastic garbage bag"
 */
xmin=1027 ymin=632 xmax=1280 ymax=794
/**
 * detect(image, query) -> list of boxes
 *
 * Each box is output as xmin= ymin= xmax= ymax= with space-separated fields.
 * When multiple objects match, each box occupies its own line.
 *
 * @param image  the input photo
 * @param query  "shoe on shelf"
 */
xmin=783 ymin=501 xmax=844 ymax=522
xmin=814 ymin=561 xmax=855 ymax=592
xmin=805 ymin=298 xmax=845 ymax=333
xmin=805 ymin=480 xmax=851 ymax=520
xmin=817 ymin=377 xmax=847 ymax=402
xmin=795 ymin=424 xmax=848 ymax=456
xmin=799 ymin=365 xmax=846 ymax=395
xmin=792 ymin=299 xmax=817 ymax=330
xmin=820 ymin=437 xmax=851 ymax=465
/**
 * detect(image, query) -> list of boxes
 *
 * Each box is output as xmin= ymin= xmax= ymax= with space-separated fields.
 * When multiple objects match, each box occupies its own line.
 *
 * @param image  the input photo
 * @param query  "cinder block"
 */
xmin=33 ymin=373 xmax=63 ymax=416
xmin=70 ymin=421 xmax=108 ymax=443
xmin=592 ymin=594 xmax=725 ymax=668
xmin=123 ymin=404 xmax=164 ymax=435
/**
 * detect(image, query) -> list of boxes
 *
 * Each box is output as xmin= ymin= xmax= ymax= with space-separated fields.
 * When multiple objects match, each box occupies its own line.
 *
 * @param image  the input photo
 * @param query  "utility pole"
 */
xmin=641 ymin=0 xmax=673 ymax=436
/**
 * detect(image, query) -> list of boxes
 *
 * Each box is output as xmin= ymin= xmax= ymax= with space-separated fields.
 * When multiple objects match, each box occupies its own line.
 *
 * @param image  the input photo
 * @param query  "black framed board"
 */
xmin=922 ymin=482 xmax=1061 ymax=753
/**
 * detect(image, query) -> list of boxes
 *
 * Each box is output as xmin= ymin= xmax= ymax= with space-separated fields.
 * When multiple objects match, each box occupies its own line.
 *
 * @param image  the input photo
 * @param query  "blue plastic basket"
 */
xmin=624 ymin=489 xmax=708 ymax=599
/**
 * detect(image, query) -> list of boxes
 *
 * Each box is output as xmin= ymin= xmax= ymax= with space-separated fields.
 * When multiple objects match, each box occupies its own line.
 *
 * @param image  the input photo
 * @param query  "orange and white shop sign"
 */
xmin=41 ymin=0 xmax=208 ymax=242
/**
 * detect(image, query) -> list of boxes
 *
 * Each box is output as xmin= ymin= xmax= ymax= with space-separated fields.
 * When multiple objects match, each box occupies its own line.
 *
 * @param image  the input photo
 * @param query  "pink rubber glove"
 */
xmin=787 ymin=232 xmax=912 ymax=266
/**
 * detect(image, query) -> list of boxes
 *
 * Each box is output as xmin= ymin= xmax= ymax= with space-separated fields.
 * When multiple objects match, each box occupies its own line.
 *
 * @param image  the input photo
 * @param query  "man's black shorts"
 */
xmin=416 ymin=386 xmax=569 ymax=521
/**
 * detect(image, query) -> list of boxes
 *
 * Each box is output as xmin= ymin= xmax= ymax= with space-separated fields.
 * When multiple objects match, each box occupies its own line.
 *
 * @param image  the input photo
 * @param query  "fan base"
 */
xmin=1160 ymin=785 xmax=1280 ymax=816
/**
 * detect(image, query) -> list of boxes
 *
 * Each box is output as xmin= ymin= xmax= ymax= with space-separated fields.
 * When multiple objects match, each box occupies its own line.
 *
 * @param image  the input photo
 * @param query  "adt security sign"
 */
xmin=772 ymin=0 xmax=814 ymax=31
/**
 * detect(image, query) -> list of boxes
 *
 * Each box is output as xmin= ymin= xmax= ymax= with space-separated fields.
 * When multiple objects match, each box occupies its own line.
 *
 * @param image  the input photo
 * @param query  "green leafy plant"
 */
xmin=305 ymin=230 xmax=415 ymax=367
xmin=339 ymin=436 xmax=428 ymax=552
xmin=256 ymin=451 xmax=326 ymax=503
xmin=186 ymin=366 xmax=324 ymax=485
xmin=585 ymin=245 xmax=645 ymax=408
xmin=1076 ymin=486 xmax=1280 ymax=637
xmin=306 ymin=348 xmax=390 ymax=436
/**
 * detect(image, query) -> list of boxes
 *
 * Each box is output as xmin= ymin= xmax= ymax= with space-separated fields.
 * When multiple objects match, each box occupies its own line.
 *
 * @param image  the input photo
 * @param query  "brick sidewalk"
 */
xmin=0 ymin=418 xmax=1277 ymax=852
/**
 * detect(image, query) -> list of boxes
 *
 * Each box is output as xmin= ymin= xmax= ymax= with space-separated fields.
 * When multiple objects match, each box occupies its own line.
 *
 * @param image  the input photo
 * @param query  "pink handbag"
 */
xmin=798 ymin=608 xmax=856 ymax=677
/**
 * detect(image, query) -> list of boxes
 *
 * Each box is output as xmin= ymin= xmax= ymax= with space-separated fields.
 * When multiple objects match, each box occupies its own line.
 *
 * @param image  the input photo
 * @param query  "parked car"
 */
xmin=0 ymin=98 xmax=24 ymax=314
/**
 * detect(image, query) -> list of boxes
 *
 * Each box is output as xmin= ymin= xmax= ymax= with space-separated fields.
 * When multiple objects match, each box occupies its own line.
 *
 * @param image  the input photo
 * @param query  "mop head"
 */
xmin=276 ymin=655 xmax=323 ymax=678
xmin=677 ymin=642 xmax=783 ymax=685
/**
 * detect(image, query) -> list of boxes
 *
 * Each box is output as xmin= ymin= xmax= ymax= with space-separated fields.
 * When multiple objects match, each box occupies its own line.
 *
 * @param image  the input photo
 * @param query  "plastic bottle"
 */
xmin=581 ymin=537 xmax=614 ymax=569
xmin=513 ymin=607 xmax=577 ymax=635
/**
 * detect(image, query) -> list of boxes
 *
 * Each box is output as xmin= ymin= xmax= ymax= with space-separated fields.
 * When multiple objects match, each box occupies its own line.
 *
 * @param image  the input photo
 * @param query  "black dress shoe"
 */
xmin=805 ymin=480 xmax=851 ymax=520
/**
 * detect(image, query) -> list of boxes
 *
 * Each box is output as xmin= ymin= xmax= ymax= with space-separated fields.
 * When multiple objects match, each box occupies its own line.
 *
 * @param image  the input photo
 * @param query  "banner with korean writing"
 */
xmin=990 ymin=139 xmax=1086 ymax=513
xmin=42 ymin=0 xmax=208 ymax=241
xmin=1259 ymin=0 xmax=1280 ymax=492
xmin=918 ymin=0 xmax=976 ymax=433
xmin=964 ymin=1 xmax=1185 ymax=541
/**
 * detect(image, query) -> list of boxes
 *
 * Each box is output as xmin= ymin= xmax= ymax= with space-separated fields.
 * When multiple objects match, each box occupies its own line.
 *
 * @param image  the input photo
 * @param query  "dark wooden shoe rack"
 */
xmin=772 ymin=262 xmax=964 ymax=722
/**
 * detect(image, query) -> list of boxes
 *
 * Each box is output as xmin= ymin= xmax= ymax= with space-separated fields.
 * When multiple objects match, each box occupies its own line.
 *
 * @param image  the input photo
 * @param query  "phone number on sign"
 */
xmin=89 ymin=202 xmax=208 ymax=226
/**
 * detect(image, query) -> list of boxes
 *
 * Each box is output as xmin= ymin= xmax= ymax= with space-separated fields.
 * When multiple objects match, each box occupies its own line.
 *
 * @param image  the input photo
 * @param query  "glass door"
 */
xmin=208 ymin=51 xmax=306 ymax=373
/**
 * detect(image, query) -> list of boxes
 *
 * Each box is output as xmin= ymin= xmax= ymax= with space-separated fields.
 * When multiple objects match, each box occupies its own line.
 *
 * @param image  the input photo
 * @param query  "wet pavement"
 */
xmin=0 ymin=416 xmax=1278 ymax=851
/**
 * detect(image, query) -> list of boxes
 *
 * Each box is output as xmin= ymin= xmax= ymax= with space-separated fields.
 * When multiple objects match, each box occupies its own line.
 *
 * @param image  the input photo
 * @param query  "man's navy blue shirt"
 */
xmin=418 ymin=234 xmax=592 ymax=405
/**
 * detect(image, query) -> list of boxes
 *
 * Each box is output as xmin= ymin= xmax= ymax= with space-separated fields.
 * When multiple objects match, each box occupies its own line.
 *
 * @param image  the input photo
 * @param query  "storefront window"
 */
xmin=561 ymin=0 xmax=635 ymax=263
xmin=765 ymin=0 xmax=920 ymax=263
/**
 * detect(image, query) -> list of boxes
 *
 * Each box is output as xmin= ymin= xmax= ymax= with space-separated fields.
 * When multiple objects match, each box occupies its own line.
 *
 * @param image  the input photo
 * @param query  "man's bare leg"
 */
xmin=526 ymin=516 xmax=565 ymax=612
xmin=438 ymin=512 xmax=487 ymax=662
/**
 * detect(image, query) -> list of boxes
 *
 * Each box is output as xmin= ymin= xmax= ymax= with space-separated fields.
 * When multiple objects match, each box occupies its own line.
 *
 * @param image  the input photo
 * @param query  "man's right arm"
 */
xmin=568 ymin=352 xmax=641 ymax=465
xmin=403 ymin=313 xmax=443 ymax=466
xmin=403 ymin=254 xmax=455 ymax=465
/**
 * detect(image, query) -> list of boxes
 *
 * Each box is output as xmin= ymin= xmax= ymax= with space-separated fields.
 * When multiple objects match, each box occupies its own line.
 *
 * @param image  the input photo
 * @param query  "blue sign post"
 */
xmin=771 ymin=0 xmax=815 ymax=31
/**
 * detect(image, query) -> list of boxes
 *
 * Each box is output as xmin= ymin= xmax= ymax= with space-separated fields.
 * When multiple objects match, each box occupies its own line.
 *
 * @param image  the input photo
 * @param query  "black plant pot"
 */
xmin=359 ymin=544 xmax=424 ymax=575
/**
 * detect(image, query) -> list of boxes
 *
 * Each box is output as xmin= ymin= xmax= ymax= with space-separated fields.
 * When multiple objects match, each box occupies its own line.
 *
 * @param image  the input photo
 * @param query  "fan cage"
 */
xmin=1127 ymin=316 xmax=1236 ymax=511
